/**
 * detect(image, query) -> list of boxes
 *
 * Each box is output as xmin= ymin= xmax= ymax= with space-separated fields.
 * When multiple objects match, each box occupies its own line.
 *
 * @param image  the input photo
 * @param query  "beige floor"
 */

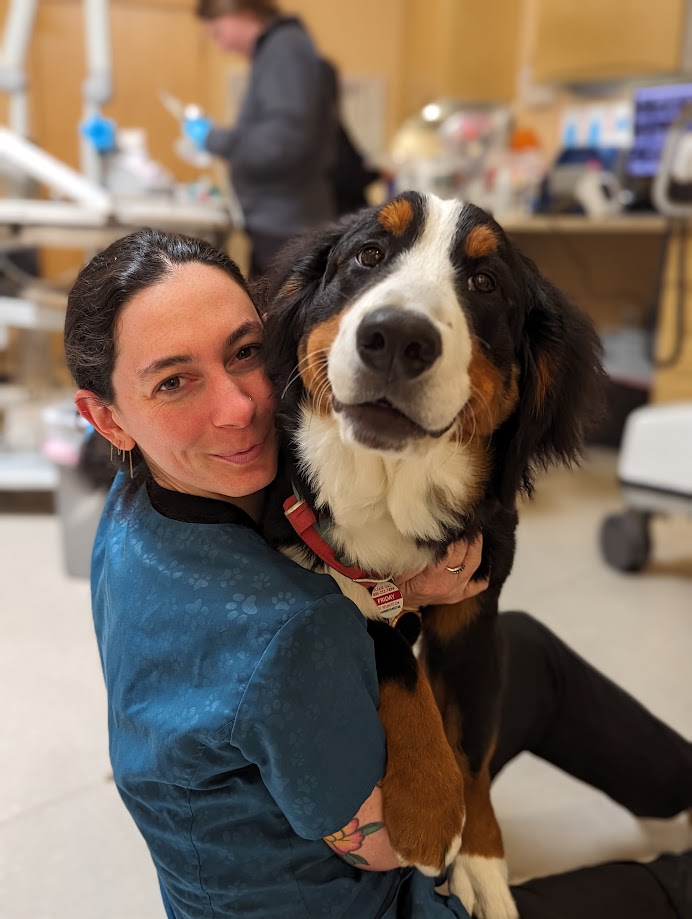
xmin=1 ymin=448 xmax=690 ymax=918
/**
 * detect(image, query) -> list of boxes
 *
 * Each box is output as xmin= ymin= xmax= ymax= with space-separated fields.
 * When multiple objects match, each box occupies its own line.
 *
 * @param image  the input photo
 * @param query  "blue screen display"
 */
xmin=628 ymin=83 xmax=692 ymax=178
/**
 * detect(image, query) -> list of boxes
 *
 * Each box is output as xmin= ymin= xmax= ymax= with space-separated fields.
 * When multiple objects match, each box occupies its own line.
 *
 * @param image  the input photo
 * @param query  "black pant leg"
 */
xmin=491 ymin=611 xmax=692 ymax=818
xmin=509 ymin=850 xmax=692 ymax=919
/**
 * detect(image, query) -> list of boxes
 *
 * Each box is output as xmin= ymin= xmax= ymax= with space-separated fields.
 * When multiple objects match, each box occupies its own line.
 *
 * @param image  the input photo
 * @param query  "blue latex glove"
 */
xmin=80 ymin=114 xmax=117 ymax=153
xmin=183 ymin=115 xmax=213 ymax=152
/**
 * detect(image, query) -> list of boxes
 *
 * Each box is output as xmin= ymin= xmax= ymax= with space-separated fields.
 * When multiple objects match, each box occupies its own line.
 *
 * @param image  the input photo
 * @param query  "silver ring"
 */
xmin=446 ymin=564 xmax=465 ymax=574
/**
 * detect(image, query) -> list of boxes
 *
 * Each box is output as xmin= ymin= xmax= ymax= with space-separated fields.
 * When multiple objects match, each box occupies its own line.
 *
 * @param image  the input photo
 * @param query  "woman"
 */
xmin=190 ymin=0 xmax=337 ymax=279
xmin=65 ymin=229 xmax=691 ymax=919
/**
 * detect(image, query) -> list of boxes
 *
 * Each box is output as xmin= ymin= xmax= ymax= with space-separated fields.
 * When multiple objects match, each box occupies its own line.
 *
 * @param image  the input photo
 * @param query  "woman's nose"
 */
xmin=209 ymin=374 xmax=256 ymax=428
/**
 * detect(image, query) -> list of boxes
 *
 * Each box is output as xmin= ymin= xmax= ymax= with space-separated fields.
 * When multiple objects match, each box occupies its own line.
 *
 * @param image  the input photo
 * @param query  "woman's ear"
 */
xmin=74 ymin=390 xmax=136 ymax=451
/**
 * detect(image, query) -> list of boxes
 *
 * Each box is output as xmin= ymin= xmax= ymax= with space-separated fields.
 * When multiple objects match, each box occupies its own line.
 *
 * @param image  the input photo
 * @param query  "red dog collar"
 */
xmin=283 ymin=495 xmax=407 ymax=623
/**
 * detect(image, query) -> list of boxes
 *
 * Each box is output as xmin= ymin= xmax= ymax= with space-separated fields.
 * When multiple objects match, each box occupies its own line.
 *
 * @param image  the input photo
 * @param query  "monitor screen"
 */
xmin=628 ymin=83 xmax=692 ymax=178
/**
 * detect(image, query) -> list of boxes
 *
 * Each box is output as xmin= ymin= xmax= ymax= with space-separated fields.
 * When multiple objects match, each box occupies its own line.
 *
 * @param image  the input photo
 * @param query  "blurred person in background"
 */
xmin=189 ymin=0 xmax=338 ymax=279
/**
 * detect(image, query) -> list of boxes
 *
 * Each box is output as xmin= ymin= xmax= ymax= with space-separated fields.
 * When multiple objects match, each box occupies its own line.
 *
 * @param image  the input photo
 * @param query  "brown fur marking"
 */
xmin=378 ymin=663 xmax=465 ymax=871
xmin=432 ymin=687 xmax=504 ymax=860
xmin=462 ymin=346 xmax=520 ymax=437
xmin=299 ymin=314 xmax=344 ymax=417
xmin=534 ymin=350 xmax=556 ymax=413
xmin=424 ymin=596 xmax=483 ymax=644
xmin=465 ymin=225 xmax=499 ymax=259
xmin=378 ymin=199 xmax=414 ymax=236
xmin=454 ymin=746 xmax=504 ymax=858
xmin=277 ymin=276 xmax=305 ymax=303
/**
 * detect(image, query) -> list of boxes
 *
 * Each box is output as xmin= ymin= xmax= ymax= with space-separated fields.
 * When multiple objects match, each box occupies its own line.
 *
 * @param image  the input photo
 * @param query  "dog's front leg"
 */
xmin=447 ymin=754 xmax=518 ymax=919
xmin=423 ymin=602 xmax=518 ymax=919
xmin=368 ymin=621 xmax=465 ymax=876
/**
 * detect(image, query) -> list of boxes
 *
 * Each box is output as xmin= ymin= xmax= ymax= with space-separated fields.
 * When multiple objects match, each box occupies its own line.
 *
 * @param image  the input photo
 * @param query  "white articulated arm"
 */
xmin=0 ymin=0 xmax=39 ymax=137
xmin=0 ymin=126 xmax=111 ymax=213
xmin=81 ymin=0 xmax=113 ymax=183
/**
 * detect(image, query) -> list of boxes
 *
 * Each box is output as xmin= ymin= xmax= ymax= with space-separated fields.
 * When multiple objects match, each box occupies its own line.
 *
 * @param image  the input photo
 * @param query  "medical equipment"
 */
xmin=599 ymin=110 xmax=692 ymax=572
xmin=0 ymin=2 xmax=233 ymax=490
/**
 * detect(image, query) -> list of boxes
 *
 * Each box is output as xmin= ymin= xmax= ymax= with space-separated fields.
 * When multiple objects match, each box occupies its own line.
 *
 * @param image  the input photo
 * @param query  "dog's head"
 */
xmin=262 ymin=192 xmax=604 ymax=506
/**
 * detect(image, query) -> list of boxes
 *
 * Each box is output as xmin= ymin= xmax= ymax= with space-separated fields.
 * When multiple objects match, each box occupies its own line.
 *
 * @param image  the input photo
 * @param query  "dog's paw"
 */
xmin=448 ymin=858 xmax=475 ymax=916
xmin=449 ymin=854 xmax=518 ymax=919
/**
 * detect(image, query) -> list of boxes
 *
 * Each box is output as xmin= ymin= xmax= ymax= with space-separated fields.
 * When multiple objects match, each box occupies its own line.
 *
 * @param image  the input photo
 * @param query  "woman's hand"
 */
xmin=398 ymin=535 xmax=488 ymax=610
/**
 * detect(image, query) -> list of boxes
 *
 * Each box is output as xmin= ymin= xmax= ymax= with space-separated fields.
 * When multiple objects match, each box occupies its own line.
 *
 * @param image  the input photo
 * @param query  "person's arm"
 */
xmin=232 ymin=597 xmax=389 ymax=847
xmin=323 ymin=782 xmax=400 ymax=872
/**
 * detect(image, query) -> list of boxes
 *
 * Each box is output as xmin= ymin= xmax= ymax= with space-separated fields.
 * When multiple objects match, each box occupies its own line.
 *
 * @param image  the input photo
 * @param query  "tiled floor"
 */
xmin=1 ymin=448 xmax=690 ymax=918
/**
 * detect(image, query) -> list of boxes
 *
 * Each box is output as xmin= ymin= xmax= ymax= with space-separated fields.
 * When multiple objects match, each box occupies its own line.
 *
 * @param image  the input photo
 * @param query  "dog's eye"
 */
xmin=468 ymin=273 xmax=495 ymax=293
xmin=356 ymin=246 xmax=384 ymax=269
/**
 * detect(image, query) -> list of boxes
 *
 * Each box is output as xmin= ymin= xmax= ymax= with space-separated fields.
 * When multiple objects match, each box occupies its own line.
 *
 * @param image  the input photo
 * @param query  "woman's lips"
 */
xmin=215 ymin=440 xmax=264 ymax=466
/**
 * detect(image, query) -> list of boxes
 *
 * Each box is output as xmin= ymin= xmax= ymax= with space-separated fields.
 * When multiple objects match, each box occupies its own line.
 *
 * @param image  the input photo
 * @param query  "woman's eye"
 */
xmin=356 ymin=246 xmax=384 ymax=269
xmin=158 ymin=376 xmax=181 ymax=392
xmin=468 ymin=273 xmax=495 ymax=293
xmin=236 ymin=344 xmax=263 ymax=362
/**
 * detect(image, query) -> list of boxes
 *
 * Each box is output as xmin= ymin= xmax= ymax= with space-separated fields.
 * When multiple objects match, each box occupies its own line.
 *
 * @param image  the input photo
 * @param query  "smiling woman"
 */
xmin=66 ymin=231 xmax=277 ymax=517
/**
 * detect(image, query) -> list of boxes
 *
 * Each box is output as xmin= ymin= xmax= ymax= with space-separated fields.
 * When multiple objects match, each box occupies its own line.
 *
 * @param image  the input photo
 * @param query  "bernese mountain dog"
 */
xmin=260 ymin=191 xmax=604 ymax=919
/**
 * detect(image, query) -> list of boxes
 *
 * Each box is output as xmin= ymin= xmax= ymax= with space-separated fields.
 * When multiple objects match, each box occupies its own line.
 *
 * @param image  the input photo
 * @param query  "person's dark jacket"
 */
xmin=321 ymin=58 xmax=381 ymax=216
xmin=206 ymin=17 xmax=337 ymax=237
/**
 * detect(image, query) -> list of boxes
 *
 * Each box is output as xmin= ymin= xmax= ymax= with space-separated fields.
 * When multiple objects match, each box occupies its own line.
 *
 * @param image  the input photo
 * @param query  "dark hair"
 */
xmin=195 ymin=0 xmax=279 ymax=21
xmin=64 ymin=228 xmax=252 ymax=489
xmin=65 ymin=227 xmax=250 ymax=402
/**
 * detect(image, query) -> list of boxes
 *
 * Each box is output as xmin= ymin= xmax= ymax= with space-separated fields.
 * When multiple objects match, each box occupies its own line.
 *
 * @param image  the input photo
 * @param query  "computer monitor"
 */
xmin=628 ymin=82 xmax=692 ymax=179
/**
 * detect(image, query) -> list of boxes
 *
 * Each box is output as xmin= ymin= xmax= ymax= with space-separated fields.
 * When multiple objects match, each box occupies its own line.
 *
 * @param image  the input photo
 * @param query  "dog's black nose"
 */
xmin=356 ymin=308 xmax=442 ymax=380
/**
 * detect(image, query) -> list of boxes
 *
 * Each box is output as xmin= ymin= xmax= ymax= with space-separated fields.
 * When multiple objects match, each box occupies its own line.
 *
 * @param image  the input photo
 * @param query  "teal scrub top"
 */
xmin=91 ymin=474 xmax=470 ymax=918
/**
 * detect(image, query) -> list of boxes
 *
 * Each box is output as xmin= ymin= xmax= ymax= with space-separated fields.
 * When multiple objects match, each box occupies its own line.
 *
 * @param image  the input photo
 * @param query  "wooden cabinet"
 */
xmin=530 ymin=0 xmax=686 ymax=85
xmin=401 ymin=0 xmax=521 ymax=113
xmin=25 ymin=0 xmax=209 ymax=181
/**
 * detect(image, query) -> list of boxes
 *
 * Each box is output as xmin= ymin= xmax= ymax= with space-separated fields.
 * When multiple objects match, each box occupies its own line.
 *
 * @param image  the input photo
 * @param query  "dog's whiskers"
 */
xmin=312 ymin=373 xmax=333 ymax=417
xmin=469 ymin=383 xmax=495 ymax=435
xmin=281 ymin=348 xmax=330 ymax=400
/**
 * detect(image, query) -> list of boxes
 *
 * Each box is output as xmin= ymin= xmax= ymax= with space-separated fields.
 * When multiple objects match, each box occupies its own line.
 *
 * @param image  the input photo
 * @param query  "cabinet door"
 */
xmin=532 ymin=0 xmax=685 ymax=84
xmin=402 ymin=0 xmax=520 ymax=110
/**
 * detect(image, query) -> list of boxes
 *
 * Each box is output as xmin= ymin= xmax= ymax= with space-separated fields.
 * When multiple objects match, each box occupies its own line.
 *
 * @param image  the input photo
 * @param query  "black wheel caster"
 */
xmin=599 ymin=511 xmax=651 ymax=572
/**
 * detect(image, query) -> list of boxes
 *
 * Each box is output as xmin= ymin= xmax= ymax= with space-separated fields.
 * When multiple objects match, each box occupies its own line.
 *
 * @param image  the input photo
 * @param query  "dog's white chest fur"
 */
xmin=294 ymin=407 xmax=481 ymax=609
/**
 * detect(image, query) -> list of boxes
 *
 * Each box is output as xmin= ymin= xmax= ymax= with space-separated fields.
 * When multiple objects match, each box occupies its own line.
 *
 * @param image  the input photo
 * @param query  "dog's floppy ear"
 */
xmin=259 ymin=218 xmax=353 ymax=403
xmin=494 ymin=253 xmax=606 ymax=505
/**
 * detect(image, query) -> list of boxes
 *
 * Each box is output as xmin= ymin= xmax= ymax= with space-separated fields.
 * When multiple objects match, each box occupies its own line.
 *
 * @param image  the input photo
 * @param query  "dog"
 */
xmin=260 ymin=191 xmax=604 ymax=919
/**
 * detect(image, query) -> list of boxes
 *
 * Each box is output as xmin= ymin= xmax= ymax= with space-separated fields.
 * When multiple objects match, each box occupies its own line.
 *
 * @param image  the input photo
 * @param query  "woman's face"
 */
xmin=108 ymin=263 xmax=277 ymax=509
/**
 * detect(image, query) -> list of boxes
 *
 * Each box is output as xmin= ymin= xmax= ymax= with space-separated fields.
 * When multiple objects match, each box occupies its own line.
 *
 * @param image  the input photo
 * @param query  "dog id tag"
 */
xmin=369 ymin=581 xmax=404 ymax=619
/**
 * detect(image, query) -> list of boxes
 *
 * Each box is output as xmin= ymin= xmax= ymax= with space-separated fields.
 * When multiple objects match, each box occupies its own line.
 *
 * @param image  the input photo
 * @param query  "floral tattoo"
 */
xmin=324 ymin=818 xmax=385 ymax=867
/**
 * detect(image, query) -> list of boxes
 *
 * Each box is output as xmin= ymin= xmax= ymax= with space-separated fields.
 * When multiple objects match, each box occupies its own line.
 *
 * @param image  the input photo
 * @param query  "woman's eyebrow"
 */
xmin=136 ymin=320 xmax=263 ymax=381
xmin=225 ymin=320 xmax=263 ymax=350
xmin=136 ymin=354 xmax=192 ymax=381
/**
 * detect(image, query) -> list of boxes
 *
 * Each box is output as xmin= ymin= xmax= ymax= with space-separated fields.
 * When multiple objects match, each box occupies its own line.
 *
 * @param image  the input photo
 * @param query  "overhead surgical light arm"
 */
xmin=0 ymin=126 xmax=111 ymax=215
xmin=0 ymin=0 xmax=113 ymax=184
xmin=0 ymin=0 xmax=39 ymax=138
xmin=81 ymin=0 xmax=112 ymax=183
